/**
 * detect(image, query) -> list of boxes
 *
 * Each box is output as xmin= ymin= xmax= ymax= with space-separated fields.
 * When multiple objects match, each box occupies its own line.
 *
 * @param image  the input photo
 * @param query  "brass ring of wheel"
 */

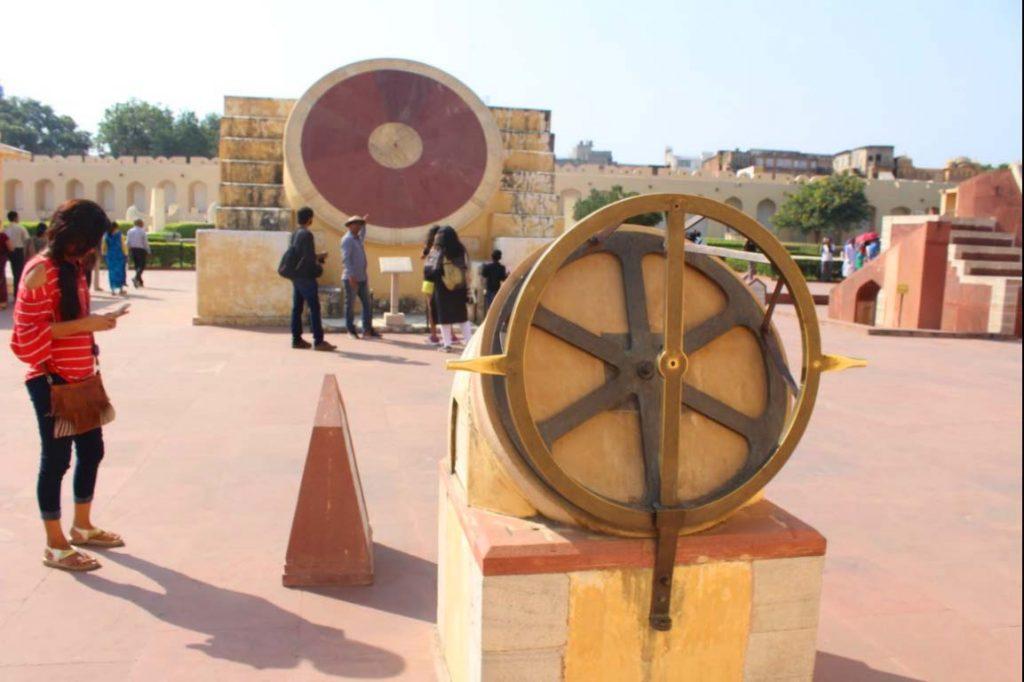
xmin=500 ymin=193 xmax=823 ymax=535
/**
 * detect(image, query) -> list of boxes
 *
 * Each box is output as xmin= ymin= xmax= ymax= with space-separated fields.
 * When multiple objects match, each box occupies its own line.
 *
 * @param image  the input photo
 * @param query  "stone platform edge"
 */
xmin=440 ymin=461 xmax=826 ymax=577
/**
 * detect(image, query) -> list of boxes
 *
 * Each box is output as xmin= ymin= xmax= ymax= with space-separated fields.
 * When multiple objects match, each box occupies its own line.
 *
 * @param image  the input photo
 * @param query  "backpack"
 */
xmin=278 ymin=231 xmax=308 ymax=279
xmin=442 ymin=259 xmax=465 ymax=290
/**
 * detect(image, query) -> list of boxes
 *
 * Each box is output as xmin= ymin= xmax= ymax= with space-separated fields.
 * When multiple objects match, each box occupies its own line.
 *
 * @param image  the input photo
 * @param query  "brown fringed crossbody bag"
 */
xmin=48 ymin=353 xmax=116 ymax=438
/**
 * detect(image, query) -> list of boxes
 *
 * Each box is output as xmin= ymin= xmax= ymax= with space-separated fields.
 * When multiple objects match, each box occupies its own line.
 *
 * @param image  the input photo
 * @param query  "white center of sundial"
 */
xmin=367 ymin=122 xmax=423 ymax=169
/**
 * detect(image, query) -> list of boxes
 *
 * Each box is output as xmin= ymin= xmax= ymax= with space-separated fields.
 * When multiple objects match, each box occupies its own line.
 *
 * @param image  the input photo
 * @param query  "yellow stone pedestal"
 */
xmin=437 ymin=469 xmax=826 ymax=681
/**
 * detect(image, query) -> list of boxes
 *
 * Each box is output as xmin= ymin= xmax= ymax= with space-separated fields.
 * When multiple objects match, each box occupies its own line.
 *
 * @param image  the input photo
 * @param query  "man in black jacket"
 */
xmin=291 ymin=207 xmax=336 ymax=351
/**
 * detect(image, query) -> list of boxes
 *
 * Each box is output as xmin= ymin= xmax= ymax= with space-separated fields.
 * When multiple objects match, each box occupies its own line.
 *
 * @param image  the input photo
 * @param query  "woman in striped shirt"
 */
xmin=10 ymin=199 xmax=127 ymax=572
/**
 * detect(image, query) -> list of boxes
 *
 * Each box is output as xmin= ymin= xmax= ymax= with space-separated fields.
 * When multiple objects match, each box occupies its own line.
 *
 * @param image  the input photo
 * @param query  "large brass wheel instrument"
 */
xmin=449 ymin=194 xmax=863 ymax=629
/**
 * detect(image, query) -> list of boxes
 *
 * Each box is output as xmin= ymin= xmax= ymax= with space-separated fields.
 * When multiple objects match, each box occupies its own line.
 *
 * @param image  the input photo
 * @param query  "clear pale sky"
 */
xmin=2 ymin=0 xmax=1021 ymax=166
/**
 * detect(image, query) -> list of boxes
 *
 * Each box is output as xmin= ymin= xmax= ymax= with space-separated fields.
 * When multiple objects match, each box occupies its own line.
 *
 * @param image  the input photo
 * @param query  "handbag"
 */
xmin=421 ymin=280 xmax=435 ymax=295
xmin=48 ymin=369 xmax=116 ymax=438
xmin=442 ymin=259 xmax=466 ymax=290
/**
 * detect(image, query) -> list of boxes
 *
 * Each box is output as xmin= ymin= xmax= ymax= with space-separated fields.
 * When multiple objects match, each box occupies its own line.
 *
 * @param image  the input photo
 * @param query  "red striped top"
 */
xmin=10 ymin=254 xmax=96 ymax=382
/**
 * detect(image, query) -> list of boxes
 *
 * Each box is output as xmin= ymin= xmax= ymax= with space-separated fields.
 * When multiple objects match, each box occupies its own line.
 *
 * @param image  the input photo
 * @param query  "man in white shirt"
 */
xmin=819 ymin=237 xmax=834 ymax=282
xmin=126 ymin=219 xmax=150 ymax=288
xmin=4 ymin=211 xmax=30 ymax=297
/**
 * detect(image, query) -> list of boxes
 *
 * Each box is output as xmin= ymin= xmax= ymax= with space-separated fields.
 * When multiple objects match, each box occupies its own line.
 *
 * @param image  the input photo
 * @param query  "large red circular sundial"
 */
xmin=284 ymin=59 xmax=503 ymax=244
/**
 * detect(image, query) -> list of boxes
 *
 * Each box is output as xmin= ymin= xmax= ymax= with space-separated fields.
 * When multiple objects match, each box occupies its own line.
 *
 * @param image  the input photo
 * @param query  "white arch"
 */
xmin=158 ymin=179 xmax=178 ymax=207
xmin=756 ymin=198 xmax=777 ymax=227
xmin=188 ymin=181 xmax=208 ymax=214
xmin=97 ymin=181 xmax=115 ymax=213
xmin=4 ymin=179 xmax=24 ymax=212
xmin=35 ymin=179 xmax=56 ymax=213
xmin=66 ymin=179 xmax=85 ymax=201
xmin=724 ymin=196 xmax=743 ymax=211
xmin=127 ymin=182 xmax=147 ymax=211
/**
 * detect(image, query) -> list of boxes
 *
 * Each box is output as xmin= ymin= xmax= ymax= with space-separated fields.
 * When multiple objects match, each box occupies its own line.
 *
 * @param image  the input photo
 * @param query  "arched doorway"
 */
xmin=35 ymin=179 xmax=56 ymax=214
xmin=158 ymin=180 xmax=178 ymax=207
xmin=4 ymin=179 xmax=24 ymax=212
xmin=756 ymin=198 xmax=777 ymax=228
xmin=127 ymin=182 xmax=147 ymax=212
xmin=66 ymin=179 xmax=85 ymax=201
xmin=97 ymin=181 xmax=115 ymax=213
xmin=854 ymin=280 xmax=881 ymax=326
xmin=891 ymin=206 xmax=910 ymax=216
xmin=188 ymin=181 xmax=208 ymax=215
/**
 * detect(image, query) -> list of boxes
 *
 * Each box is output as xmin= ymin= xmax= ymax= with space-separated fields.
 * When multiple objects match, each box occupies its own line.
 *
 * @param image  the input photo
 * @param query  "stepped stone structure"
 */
xmin=216 ymin=96 xmax=295 ymax=231
xmin=198 ymin=59 xmax=562 ymax=325
xmin=829 ymin=166 xmax=1022 ymax=336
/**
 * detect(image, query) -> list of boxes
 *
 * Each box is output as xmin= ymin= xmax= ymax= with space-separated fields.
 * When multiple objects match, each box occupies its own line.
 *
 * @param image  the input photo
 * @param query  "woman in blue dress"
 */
xmin=102 ymin=224 xmax=128 ymax=296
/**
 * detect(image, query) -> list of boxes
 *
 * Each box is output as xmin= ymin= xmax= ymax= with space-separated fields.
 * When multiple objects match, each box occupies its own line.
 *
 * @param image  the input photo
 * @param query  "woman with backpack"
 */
xmin=425 ymin=226 xmax=471 ymax=353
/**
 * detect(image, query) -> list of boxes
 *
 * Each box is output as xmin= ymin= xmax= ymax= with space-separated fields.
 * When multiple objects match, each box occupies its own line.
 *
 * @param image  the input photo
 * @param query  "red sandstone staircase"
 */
xmin=946 ymin=222 xmax=1022 ymax=334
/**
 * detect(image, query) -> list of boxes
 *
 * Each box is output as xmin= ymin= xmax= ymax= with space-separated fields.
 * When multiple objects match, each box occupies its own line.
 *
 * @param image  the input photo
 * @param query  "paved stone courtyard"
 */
xmin=0 ymin=271 xmax=1020 ymax=681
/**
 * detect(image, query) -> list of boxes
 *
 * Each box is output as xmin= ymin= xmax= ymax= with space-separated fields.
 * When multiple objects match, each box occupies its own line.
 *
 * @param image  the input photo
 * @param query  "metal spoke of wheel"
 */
xmin=683 ymin=310 xmax=736 ymax=355
xmin=533 ymin=306 xmax=628 ymax=367
xmin=658 ymin=206 xmax=687 ymax=507
xmin=682 ymin=384 xmax=760 ymax=445
xmin=537 ymin=377 xmax=633 ymax=446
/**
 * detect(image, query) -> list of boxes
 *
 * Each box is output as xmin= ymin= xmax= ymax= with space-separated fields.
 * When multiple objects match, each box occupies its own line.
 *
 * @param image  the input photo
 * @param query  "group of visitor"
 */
xmin=3 ymin=211 xmax=152 ymax=308
xmin=286 ymin=209 xmax=509 ymax=355
xmin=838 ymin=235 xmax=881 ymax=278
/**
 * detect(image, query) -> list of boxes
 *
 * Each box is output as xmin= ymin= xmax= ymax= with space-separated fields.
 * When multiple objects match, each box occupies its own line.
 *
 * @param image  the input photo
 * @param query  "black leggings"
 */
xmin=26 ymin=375 xmax=105 ymax=520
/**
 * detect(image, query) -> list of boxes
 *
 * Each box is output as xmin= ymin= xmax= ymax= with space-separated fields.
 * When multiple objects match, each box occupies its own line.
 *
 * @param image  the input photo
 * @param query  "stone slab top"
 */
xmin=442 ymin=464 xmax=826 ymax=577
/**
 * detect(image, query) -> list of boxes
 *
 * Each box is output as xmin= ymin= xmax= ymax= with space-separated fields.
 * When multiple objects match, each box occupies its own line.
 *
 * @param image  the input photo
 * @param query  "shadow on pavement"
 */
xmin=815 ymin=651 xmax=924 ymax=681
xmin=297 ymin=543 xmax=437 ymax=623
xmin=338 ymin=350 xmax=428 ymax=366
xmin=74 ymin=552 xmax=406 ymax=678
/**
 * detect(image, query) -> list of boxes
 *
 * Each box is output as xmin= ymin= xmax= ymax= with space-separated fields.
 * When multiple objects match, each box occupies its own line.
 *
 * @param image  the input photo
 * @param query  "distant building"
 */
xmin=568 ymin=140 xmax=613 ymax=165
xmin=701 ymin=148 xmax=833 ymax=177
xmin=664 ymin=147 xmax=703 ymax=172
xmin=833 ymin=145 xmax=896 ymax=178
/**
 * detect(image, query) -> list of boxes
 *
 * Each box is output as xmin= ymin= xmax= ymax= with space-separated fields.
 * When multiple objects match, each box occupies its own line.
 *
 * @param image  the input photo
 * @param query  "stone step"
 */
xmin=214 ymin=206 xmax=292 ymax=231
xmin=224 ymin=96 xmax=295 ymax=119
xmin=219 ymin=137 xmax=284 ymax=162
xmin=490 ymin=108 xmax=551 ymax=133
xmin=220 ymin=116 xmax=287 ymax=139
xmin=500 ymin=170 xmax=556 ymax=194
xmin=950 ymin=229 xmax=1016 ymax=247
xmin=221 ymin=160 xmax=284 ymax=185
xmin=504 ymin=150 xmax=555 ymax=173
xmin=949 ymin=244 xmax=1022 ymax=263
xmin=950 ymin=222 xmax=997 ymax=233
xmin=219 ymin=183 xmax=287 ymax=208
xmin=962 ymin=261 xmax=1023 ymax=277
xmin=501 ymin=130 xmax=553 ymax=153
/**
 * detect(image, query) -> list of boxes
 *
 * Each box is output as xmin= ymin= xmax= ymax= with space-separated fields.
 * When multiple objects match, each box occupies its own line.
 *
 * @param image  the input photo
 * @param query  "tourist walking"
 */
xmin=842 ymin=238 xmax=856 ymax=277
xmin=742 ymin=239 xmax=758 ymax=284
xmin=0 ymin=229 xmax=9 ymax=310
xmin=819 ymin=237 xmax=834 ymax=282
xmin=422 ymin=225 xmax=441 ymax=345
xmin=425 ymin=226 xmax=471 ymax=353
xmin=27 ymin=223 xmax=48 ymax=258
xmin=9 ymin=199 xmax=127 ymax=572
xmin=480 ymin=249 xmax=508 ymax=315
xmin=341 ymin=215 xmax=380 ymax=340
xmin=102 ymin=223 xmax=128 ymax=296
xmin=287 ymin=207 xmax=335 ymax=351
xmin=4 ymin=211 xmax=30 ymax=297
xmin=126 ymin=219 xmax=150 ymax=288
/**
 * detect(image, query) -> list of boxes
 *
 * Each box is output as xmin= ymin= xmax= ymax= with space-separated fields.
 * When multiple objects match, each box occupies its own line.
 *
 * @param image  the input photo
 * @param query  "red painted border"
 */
xmin=441 ymin=461 xmax=826 ymax=577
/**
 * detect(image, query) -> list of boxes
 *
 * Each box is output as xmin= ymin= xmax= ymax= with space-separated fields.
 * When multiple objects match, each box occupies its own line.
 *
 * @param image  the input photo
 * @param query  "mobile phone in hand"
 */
xmin=111 ymin=303 xmax=131 ymax=317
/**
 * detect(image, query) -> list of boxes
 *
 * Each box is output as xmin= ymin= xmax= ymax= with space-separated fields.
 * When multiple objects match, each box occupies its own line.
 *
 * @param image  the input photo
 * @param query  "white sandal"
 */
xmin=70 ymin=526 xmax=125 ymax=548
xmin=43 ymin=546 xmax=100 ymax=572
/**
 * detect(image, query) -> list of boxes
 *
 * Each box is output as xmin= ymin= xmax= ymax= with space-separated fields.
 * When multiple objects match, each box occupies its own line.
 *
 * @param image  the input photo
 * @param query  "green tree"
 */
xmin=573 ymin=185 xmax=662 ymax=226
xmin=171 ymin=111 xmax=220 ymax=157
xmin=773 ymin=174 xmax=871 ymax=238
xmin=97 ymin=100 xmax=176 ymax=156
xmin=97 ymin=100 xmax=220 ymax=157
xmin=0 ymin=96 xmax=92 ymax=155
